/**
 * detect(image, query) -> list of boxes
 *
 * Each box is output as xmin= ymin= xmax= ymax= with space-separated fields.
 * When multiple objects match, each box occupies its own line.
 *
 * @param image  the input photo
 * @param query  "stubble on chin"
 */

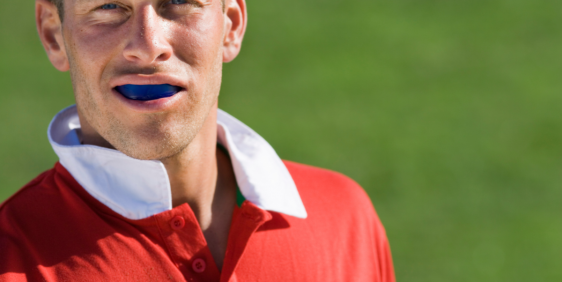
xmin=110 ymin=111 xmax=203 ymax=161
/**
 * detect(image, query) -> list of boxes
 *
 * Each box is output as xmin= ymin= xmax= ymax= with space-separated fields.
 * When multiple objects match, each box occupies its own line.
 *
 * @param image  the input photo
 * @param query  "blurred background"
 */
xmin=1 ymin=0 xmax=561 ymax=281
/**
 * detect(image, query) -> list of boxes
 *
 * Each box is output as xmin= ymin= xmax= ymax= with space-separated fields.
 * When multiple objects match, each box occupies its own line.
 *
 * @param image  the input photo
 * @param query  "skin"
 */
xmin=35 ymin=0 xmax=247 ymax=269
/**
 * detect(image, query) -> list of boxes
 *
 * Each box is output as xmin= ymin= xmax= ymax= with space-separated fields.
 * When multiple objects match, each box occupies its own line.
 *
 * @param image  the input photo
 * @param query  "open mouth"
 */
xmin=115 ymin=84 xmax=183 ymax=101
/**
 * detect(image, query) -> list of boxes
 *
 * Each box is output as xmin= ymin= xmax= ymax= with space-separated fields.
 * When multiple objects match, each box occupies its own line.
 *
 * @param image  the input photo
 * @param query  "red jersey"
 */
xmin=0 ymin=161 xmax=394 ymax=282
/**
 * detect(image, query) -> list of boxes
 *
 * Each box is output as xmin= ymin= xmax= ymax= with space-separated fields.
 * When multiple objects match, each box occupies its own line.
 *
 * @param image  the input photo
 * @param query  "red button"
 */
xmin=192 ymin=258 xmax=206 ymax=273
xmin=170 ymin=216 xmax=185 ymax=230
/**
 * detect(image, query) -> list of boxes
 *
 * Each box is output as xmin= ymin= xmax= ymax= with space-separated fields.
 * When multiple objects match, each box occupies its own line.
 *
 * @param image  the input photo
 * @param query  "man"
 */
xmin=0 ymin=0 xmax=395 ymax=281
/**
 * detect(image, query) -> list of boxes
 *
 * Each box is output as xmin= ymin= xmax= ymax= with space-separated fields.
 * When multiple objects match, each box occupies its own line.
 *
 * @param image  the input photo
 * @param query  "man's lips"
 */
xmin=115 ymin=84 xmax=183 ymax=101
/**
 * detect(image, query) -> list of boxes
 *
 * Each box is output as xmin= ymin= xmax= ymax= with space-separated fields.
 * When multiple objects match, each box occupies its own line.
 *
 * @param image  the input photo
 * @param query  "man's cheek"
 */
xmin=67 ymin=26 xmax=124 ymax=62
xmin=171 ymin=25 xmax=221 ymax=66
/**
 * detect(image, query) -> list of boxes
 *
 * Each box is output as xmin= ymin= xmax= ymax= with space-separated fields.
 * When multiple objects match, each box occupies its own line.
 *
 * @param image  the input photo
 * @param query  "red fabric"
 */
xmin=0 ymin=161 xmax=395 ymax=282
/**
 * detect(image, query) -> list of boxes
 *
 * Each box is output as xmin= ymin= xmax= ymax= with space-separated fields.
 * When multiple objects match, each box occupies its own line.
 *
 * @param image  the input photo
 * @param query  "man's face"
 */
xmin=48 ymin=0 xmax=240 ymax=160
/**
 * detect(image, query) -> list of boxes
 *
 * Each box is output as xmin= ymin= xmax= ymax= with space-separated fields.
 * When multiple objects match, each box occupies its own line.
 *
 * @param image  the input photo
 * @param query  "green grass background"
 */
xmin=1 ymin=0 xmax=561 ymax=281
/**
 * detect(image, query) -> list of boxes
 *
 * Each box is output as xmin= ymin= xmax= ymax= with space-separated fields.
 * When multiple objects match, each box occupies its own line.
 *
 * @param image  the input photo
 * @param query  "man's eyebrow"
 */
xmin=194 ymin=0 xmax=213 ymax=6
xmin=72 ymin=0 xmax=213 ymax=5
xmin=73 ymin=0 xmax=105 ymax=5
xmin=74 ymin=0 xmax=213 ymax=6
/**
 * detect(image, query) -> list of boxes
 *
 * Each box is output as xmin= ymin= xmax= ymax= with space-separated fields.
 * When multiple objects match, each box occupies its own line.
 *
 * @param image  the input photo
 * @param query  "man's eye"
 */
xmin=101 ymin=3 xmax=118 ymax=9
xmin=170 ymin=0 xmax=188 ymax=4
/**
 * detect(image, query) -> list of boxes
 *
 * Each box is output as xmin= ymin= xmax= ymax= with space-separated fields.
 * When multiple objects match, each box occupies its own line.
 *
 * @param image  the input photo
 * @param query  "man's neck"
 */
xmin=159 ymin=109 xmax=237 ymax=269
xmin=159 ymin=107 xmax=236 ymax=228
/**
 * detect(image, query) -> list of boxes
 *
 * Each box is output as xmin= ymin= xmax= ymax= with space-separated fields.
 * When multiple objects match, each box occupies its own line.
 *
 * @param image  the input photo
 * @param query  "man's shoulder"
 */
xmin=271 ymin=161 xmax=394 ymax=282
xmin=0 ymin=167 xmax=63 ymax=276
xmin=0 ymin=167 xmax=62 ymax=232
xmin=283 ymin=160 xmax=375 ymax=212
xmin=0 ymin=168 xmax=58 ymax=216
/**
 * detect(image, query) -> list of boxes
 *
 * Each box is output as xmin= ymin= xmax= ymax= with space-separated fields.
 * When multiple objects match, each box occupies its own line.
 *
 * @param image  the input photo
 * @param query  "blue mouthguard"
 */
xmin=115 ymin=84 xmax=182 ymax=101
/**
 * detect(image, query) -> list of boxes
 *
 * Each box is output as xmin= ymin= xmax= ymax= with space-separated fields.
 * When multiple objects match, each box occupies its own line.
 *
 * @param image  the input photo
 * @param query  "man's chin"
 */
xmin=112 ymin=140 xmax=187 ymax=161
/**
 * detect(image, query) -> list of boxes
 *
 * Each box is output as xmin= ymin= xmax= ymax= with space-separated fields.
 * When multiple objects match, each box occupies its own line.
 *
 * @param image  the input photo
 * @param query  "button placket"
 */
xmin=155 ymin=204 xmax=221 ymax=281
xmin=170 ymin=216 xmax=185 ymax=230
xmin=192 ymin=258 xmax=206 ymax=273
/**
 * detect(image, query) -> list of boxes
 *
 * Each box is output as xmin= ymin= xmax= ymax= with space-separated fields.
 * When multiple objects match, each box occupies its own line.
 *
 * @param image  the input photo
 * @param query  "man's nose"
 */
xmin=122 ymin=6 xmax=172 ymax=64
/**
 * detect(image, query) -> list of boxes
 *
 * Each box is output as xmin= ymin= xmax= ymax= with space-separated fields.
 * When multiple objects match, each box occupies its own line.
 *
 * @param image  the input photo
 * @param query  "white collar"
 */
xmin=48 ymin=105 xmax=307 ymax=220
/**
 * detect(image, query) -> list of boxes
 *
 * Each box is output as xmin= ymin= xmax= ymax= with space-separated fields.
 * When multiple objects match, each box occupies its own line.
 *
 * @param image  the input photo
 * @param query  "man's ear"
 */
xmin=36 ymin=0 xmax=69 ymax=71
xmin=222 ymin=0 xmax=247 ymax=63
